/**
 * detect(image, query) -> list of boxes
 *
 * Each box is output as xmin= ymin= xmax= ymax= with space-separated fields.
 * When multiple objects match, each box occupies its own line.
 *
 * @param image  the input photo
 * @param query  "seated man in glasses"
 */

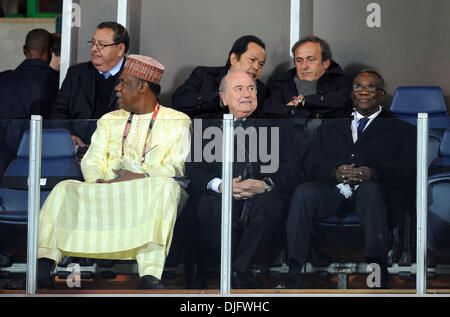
xmin=285 ymin=70 xmax=416 ymax=289
xmin=50 ymin=21 xmax=129 ymax=150
xmin=37 ymin=55 xmax=191 ymax=289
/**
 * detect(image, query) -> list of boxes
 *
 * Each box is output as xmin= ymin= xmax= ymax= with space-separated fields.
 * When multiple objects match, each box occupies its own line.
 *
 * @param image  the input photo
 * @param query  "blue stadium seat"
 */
xmin=428 ymin=128 xmax=450 ymax=255
xmin=315 ymin=206 xmax=409 ymax=268
xmin=429 ymin=128 xmax=450 ymax=175
xmin=0 ymin=129 xmax=83 ymax=224
xmin=317 ymin=213 xmax=360 ymax=228
xmin=390 ymin=86 xmax=448 ymax=125
xmin=390 ymin=86 xmax=449 ymax=165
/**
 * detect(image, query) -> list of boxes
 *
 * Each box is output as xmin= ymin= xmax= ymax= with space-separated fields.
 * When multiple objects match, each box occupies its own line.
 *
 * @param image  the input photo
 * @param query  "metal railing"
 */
xmin=14 ymin=114 xmax=445 ymax=295
xmin=26 ymin=115 xmax=42 ymax=294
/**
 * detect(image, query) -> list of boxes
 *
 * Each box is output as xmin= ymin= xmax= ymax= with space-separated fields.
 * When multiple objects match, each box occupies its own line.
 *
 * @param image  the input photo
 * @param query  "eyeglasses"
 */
xmin=87 ymin=40 xmax=121 ymax=50
xmin=352 ymin=84 xmax=383 ymax=93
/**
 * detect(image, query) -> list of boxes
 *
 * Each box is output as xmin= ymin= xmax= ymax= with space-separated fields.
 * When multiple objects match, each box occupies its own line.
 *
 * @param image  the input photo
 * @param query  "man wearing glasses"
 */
xmin=51 ymin=21 xmax=129 ymax=150
xmin=285 ymin=70 xmax=416 ymax=289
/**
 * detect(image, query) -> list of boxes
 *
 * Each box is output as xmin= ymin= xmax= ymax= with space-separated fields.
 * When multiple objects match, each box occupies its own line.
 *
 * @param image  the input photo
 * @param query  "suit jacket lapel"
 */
xmin=83 ymin=63 xmax=96 ymax=112
xmin=357 ymin=110 xmax=394 ymax=142
xmin=108 ymin=75 xmax=120 ymax=110
xmin=107 ymin=58 xmax=126 ymax=111
xmin=333 ymin=118 xmax=354 ymax=147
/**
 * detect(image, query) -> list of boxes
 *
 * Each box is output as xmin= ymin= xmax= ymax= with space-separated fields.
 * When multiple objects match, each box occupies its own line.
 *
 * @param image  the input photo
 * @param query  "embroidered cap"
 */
xmin=123 ymin=54 xmax=164 ymax=84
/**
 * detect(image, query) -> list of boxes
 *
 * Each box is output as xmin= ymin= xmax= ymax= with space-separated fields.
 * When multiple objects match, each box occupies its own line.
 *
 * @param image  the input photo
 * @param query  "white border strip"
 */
xmin=416 ymin=113 xmax=428 ymax=295
xmin=117 ymin=0 xmax=128 ymax=28
xmin=60 ymin=0 xmax=73 ymax=88
xmin=220 ymin=114 xmax=234 ymax=295
xmin=26 ymin=115 xmax=42 ymax=294
xmin=290 ymin=0 xmax=300 ymax=57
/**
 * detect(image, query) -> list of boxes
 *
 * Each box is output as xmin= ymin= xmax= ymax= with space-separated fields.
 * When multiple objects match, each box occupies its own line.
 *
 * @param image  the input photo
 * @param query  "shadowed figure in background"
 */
xmin=0 ymin=28 xmax=58 ymax=178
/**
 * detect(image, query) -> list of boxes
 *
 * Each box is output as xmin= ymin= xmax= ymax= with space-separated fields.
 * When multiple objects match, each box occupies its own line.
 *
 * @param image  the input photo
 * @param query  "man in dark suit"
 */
xmin=285 ymin=70 xmax=416 ymax=289
xmin=0 ymin=28 xmax=57 ymax=119
xmin=187 ymin=71 xmax=299 ymax=289
xmin=0 ymin=28 xmax=58 ymax=267
xmin=0 ymin=28 xmax=58 ymax=177
xmin=263 ymin=36 xmax=353 ymax=184
xmin=263 ymin=36 xmax=352 ymax=119
xmin=172 ymin=35 xmax=267 ymax=118
xmin=50 ymin=21 xmax=129 ymax=148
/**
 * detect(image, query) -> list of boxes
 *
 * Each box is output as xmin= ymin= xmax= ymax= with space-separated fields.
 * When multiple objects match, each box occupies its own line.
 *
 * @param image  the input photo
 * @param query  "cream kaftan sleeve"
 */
xmin=80 ymin=116 xmax=117 ymax=183
xmin=142 ymin=118 xmax=191 ymax=178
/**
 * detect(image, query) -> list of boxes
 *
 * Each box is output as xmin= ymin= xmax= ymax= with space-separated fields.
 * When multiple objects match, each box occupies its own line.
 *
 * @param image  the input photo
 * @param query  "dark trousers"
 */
xmin=287 ymin=181 xmax=389 ymax=268
xmin=196 ymin=192 xmax=285 ymax=273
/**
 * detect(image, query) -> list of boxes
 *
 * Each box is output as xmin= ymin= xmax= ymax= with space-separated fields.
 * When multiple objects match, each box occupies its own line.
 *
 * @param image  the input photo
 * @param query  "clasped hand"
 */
xmin=96 ymin=169 xmax=145 ymax=184
xmin=335 ymin=163 xmax=376 ymax=185
xmin=219 ymin=176 xmax=266 ymax=200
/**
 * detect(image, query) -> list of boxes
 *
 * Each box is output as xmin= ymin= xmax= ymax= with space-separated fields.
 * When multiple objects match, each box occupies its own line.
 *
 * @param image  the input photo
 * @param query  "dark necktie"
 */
xmin=234 ymin=119 xmax=254 ymax=229
xmin=234 ymin=120 xmax=253 ymax=179
xmin=235 ymin=119 xmax=245 ymax=127
xmin=357 ymin=118 xmax=369 ymax=139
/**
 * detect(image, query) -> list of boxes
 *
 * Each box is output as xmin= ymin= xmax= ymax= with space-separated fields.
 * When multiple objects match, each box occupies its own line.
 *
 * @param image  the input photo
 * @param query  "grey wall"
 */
xmin=37 ymin=0 xmax=449 ymax=113
xmin=139 ymin=0 xmax=291 ymax=106
xmin=311 ymin=0 xmax=450 ymax=110
xmin=127 ymin=0 xmax=142 ymax=55
xmin=0 ymin=18 xmax=55 ymax=72
xmin=76 ymin=0 xmax=118 ymax=63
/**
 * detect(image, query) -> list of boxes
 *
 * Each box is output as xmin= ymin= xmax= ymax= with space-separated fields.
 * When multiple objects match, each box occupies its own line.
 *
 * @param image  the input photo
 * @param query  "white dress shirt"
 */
xmin=351 ymin=106 xmax=382 ymax=143
xmin=98 ymin=57 xmax=125 ymax=77
xmin=206 ymin=118 xmax=247 ymax=193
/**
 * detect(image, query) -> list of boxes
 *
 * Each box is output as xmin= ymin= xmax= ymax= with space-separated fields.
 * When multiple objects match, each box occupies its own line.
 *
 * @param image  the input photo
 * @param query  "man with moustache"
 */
xmin=50 ymin=21 xmax=129 ymax=149
xmin=187 ymin=71 xmax=298 ymax=289
xmin=37 ymin=55 xmax=191 ymax=289
xmin=172 ymin=35 xmax=267 ymax=118
xmin=285 ymin=70 xmax=416 ymax=289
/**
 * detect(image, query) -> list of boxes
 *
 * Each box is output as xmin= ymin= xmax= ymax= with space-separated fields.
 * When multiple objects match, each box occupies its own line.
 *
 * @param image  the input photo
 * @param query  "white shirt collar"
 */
xmin=98 ymin=57 xmax=124 ymax=76
xmin=351 ymin=106 xmax=382 ymax=143
xmin=352 ymin=106 xmax=382 ymax=121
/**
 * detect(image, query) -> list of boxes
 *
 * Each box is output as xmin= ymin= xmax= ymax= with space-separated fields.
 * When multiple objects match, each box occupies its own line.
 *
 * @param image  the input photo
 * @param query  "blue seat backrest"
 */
xmin=4 ymin=129 xmax=80 ymax=177
xmin=17 ymin=129 xmax=75 ymax=159
xmin=390 ymin=86 xmax=448 ymax=116
xmin=439 ymin=128 xmax=450 ymax=157
xmin=429 ymin=129 xmax=450 ymax=177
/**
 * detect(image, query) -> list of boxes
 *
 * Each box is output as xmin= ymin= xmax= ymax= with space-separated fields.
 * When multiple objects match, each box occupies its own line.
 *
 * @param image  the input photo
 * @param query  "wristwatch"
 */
xmin=291 ymin=95 xmax=304 ymax=107
xmin=262 ymin=177 xmax=274 ymax=192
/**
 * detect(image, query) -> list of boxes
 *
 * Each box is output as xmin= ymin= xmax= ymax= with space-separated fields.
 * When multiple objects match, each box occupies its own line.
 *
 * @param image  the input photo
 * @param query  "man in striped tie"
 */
xmin=285 ymin=69 xmax=416 ymax=289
